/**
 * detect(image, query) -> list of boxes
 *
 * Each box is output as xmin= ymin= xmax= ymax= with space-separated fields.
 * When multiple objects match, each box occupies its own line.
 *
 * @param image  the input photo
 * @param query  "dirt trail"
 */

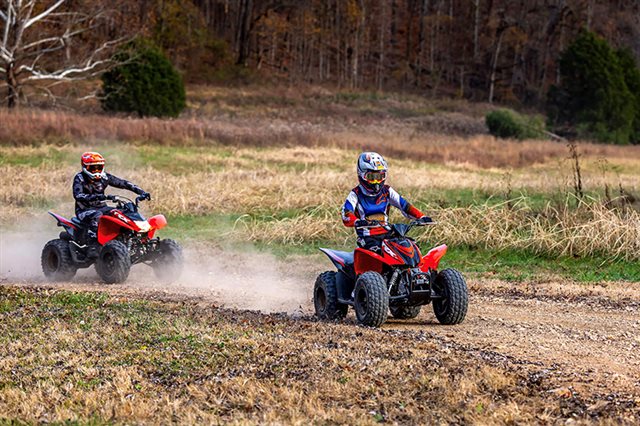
xmin=2 ymin=244 xmax=639 ymax=404
xmin=388 ymin=290 xmax=640 ymax=400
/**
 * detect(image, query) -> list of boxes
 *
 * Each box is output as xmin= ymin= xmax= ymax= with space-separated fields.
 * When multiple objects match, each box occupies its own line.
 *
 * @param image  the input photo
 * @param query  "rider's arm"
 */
xmin=388 ymin=187 xmax=425 ymax=219
xmin=106 ymin=173 xmax=145 ymax=195
xmin=73 ymin=174 xmax=104 ymax=202
xmin=341 ymin=190 xmax=358 ymax=227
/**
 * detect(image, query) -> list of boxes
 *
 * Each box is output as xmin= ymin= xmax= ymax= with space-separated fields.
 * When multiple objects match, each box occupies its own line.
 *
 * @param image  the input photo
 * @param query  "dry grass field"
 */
xmin=1 ymin=142 xmax=638 ymax=265
xmin=1 ymin=86 xmax=640 ymax=423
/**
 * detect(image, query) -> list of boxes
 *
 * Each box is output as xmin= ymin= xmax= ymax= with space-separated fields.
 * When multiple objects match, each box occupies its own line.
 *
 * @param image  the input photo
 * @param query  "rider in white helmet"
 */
xmin=341 ymin=152 xmax=432 ymax=251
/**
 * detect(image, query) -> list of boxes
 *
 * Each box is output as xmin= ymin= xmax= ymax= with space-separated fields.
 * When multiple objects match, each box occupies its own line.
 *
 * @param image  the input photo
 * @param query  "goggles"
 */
xmin=86 ymin=164 xmax=104 ymax=174
xmin=364 ymin=170 xmax=386 ymax=184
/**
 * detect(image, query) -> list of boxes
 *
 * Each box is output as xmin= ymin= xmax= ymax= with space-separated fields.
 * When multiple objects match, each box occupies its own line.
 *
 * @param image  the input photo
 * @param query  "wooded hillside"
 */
xmin=1 ymin=1 xmax=638 ymax=108
xmin=149 ymin=0 xmax=639 ymax=106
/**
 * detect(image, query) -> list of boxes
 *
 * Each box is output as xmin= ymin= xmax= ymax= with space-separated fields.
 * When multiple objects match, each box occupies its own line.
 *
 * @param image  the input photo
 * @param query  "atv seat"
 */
xmin=71 ymin=217 xmax=85 ymax=228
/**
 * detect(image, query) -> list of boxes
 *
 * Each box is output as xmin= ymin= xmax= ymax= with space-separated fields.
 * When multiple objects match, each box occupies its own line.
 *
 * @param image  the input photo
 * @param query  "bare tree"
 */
xmin=0 ymin=0 xmax=125 ymax=108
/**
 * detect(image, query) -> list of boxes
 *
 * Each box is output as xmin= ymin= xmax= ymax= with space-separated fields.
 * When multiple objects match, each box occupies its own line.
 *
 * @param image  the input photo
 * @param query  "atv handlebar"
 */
xmin=409 ymin=219 xmax=437 ymax=227
xmin=354 ymin=219 xmax=437 ymax=238
xmin=106 ymin=194 xmax=148 ymax=208
xmin=355 ymin=219 xmax=389 ymax=229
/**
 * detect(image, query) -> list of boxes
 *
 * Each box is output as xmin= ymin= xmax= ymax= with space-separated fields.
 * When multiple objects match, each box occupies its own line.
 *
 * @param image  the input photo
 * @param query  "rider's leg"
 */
xmin=77 ymin=209 xmax=100 ymax=240
xmin=81 ymin=206 xmax=112 ymax=240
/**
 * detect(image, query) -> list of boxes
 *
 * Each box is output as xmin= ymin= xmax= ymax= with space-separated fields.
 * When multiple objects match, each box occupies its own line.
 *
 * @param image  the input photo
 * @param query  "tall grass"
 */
xmin=1 ymin=128 xmax=638 ymax=263
xmin=242 ymin=199 xmax=640 ymax=262
xmin=430 ymin=198 xmax=640 ymax=261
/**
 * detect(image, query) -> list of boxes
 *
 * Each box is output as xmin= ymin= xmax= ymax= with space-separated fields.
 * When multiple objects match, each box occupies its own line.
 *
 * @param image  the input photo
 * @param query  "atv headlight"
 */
xmin=135 ymin=220 xmax=151 ymax=232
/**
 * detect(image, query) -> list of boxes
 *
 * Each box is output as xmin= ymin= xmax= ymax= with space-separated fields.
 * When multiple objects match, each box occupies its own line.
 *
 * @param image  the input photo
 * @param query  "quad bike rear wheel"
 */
xmin=152 ymin=239 xmax=184 ymax=282
xmin=390 ymin=305 xmax=422 ymax=319
xmin=314 ymin=271 xmax=348 ymax=320
xmin=41 ymin=239 xmax=77 ymax=282
xmin=96 ymin=240 xmax=131 ymax=284
xmin=432 ymin=268 xmax=468 ymax=325
xmin=354 ymin=271 xmax=389 ymax=327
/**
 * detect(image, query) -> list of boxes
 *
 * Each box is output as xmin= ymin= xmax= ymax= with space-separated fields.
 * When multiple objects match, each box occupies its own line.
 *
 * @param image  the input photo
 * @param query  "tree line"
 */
xmin=154 ymin=0 xmax=639 ymax=107
xmin=2 ymin=0 xmax=639 ymax=112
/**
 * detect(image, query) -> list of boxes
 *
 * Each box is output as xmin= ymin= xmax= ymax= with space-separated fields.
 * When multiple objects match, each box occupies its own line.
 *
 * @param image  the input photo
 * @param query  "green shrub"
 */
xmin=546 ymin=30 xmax=636 ymax=144
xmin=101 ymin=39 xmax=186 ymax=118
xmin=486 ymin=109 xmax=546 ymax=140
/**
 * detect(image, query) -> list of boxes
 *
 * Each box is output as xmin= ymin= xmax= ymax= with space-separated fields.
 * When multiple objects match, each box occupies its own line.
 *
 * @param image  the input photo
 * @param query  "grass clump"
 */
xmin=486 ymin=108 xmax=546 ymax=140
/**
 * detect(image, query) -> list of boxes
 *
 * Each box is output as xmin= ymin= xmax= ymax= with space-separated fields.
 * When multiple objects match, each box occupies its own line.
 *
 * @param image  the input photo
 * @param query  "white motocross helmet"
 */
xmin=357 ymin=152 xmax=388 ymax=195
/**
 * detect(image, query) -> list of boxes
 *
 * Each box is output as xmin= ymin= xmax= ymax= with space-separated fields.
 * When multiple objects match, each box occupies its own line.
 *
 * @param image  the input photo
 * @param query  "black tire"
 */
xmin=314 ymin=271 xmax=348 ymax=320
xmin=152 ymin=239 xmax=184 ymax=282
xmin=432 ymin=268 xmax=468 ymax=325
xmin=41 ymin=239 xmax=77 ymax=282
xmin=354 ymin=271 xmax=389 ymax=327
xmin=95 ymin=240 xmax=131 ymax=284
xmin=390 ymin=305 xmax=422 ymax=319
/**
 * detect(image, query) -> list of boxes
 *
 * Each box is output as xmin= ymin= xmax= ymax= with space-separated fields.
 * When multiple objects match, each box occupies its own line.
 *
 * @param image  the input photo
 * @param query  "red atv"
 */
xmin=314 ymin=220 xmax=468 ymax=327
xmin=42 ymin=195 xmax=183 ymax=284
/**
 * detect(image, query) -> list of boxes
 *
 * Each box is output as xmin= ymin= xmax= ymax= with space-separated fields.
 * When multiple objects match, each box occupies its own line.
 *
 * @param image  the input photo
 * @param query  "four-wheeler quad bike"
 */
xmin=314 ymin=220 xmax=468 ymax=327
xmin=42 ymin=195 xmax=183 ymax=284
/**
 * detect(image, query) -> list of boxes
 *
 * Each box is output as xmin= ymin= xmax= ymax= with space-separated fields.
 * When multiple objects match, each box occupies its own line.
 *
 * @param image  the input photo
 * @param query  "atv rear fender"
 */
xmin=48 ymin=212 xmax=77 ymax=237
xmin=319 ymin=248 xmax=349 ymax=272
xmin=420 ymin=244 xmax=448 ymax=272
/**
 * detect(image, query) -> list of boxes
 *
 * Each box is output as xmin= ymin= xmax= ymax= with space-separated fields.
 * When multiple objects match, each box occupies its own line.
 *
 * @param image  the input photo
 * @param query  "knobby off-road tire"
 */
xmin=390 ymin=305 xmax=422 ymax=319
xmin=314 ymin=271 xmax=348 ymax=320
xmin=354 ymin=271 xmax=389 ymax=327
xmin=96 ymin=240 xmax=131 ymax=284
xmin=41 ymin=239 xmax=77 ymax=282
xmin=433 ymin=268 xmax=468 ymax=325
xmin=152 ymin=239 xmax=184 ymax=282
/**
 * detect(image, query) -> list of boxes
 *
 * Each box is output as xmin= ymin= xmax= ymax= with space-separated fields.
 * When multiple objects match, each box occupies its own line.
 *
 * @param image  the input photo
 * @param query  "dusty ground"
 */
xmin=3 ymin=244 xmax=640 ymax=421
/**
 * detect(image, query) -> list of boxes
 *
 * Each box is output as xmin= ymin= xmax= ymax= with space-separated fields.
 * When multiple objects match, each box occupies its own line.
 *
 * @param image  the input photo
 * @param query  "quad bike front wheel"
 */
xmin=41 ymin=239 xmax=77 ymax=282
xmin=96 ymin=240 xmax=131 ymax=284
xmin=354 ymin=271 xmax=389 ymax=327
xmin=390 ymin=305 xmax=422 ymax=320
xmin=151 ymin=239 xmax=184 ymax=283
xmin=314 ymin=271 xmax=348 ymax=320
xmin=432 ymin=268 xmax=468 ymax=325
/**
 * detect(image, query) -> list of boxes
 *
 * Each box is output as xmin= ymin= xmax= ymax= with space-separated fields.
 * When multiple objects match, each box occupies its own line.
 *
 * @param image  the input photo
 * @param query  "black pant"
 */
xmin=77 ymin=206 xmax=112 ymax=239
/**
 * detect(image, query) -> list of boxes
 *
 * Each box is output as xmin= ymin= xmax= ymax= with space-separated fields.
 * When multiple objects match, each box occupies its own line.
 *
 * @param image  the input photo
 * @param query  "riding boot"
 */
xmin=86 ymin=230 xmax=101 ymax=258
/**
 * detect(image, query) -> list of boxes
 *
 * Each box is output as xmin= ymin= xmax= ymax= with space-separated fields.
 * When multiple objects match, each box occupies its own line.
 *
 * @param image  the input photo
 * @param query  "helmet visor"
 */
xmin=364 ymin=170 xmax=386 ymax=184
xmin=87 ymin=164 xmax=104 ymax=174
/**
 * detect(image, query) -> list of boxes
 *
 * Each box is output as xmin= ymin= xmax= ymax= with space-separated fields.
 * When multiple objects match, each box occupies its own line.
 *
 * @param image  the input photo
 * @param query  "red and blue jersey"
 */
xmin=341 ymin=185 xmax=424 ymax=236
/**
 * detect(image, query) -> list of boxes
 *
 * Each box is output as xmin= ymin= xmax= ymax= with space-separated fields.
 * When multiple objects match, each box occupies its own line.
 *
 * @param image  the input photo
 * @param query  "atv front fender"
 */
xmin=98 ymin=215 xmax=137 ymax=245
xmin=420 ymin=244 xmax=448 ymax=272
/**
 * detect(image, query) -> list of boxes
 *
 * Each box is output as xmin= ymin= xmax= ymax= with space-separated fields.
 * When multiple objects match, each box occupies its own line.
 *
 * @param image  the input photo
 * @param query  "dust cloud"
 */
xmin=1 ymin=223 xmax=314 ymax=314
xmin=0 ymin=220 xmax=53 ymax=281
xmin=177 ymin=245 xmax=313 ymax=314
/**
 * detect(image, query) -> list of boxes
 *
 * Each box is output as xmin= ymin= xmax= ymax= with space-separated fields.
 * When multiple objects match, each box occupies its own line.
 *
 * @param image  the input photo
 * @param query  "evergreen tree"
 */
xmin=547 ymin=30 xmax=635 ymax=144
xmin=101 ymin=39 xmax=186 ymax=118
xmin=616 ymin=48 xmax=640 ymax=144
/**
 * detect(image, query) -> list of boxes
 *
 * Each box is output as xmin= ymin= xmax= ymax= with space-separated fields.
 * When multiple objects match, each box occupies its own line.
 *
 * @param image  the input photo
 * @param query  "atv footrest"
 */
xmin=337 ymin=297 xmax=355 ymax=306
